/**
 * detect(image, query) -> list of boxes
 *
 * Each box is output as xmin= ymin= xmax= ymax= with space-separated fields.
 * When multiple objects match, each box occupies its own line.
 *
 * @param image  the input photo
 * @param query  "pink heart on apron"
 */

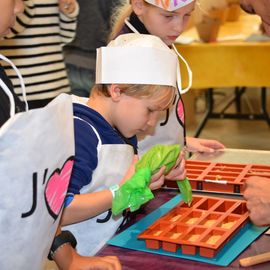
xmin=45 ymin=158 xmax=74 ymax=219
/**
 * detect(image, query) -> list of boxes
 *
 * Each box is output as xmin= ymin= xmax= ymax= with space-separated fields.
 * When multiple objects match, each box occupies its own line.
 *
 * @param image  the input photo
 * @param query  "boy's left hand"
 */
xmin=165 ymin=153 xmax=186 ymax=181
xmin=149 ymin=153 xmax=186 ymax=190
xmin=119 ymin=155 xmax=139 ymax=186
xmin=149 ymin=166 xmax=166 ymax=190
xmin=59 ymin=0 xmax=77 ymax=15
xmin=186 ymin=137 xmax=225 ymax=153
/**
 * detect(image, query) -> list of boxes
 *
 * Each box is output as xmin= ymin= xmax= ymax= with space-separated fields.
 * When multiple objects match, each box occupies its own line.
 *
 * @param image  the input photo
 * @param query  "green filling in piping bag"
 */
xmin=112 ymin=144 xmax=193 ymax=215
xmin=177 ymin=177 xmax=193 ymax=206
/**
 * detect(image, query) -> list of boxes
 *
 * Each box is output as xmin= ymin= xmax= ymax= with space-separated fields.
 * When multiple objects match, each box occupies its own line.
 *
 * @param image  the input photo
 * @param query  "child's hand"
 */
xmin=73 ymin=255 xmax=122 ymax=270
xmin=165 ymin=153 xmax=186 ymax=181
xmin=149 ymin=166 xmax=166 ymax=190
xmin=119 ymin=155 xmax=139 ymax=186
xmin=64 ymin=253 xmax=122 ymax=270
xmin=59 ymin=0 xmax=77 ymax=15
xmin=186 ymin=137 xmax=225 ymax=153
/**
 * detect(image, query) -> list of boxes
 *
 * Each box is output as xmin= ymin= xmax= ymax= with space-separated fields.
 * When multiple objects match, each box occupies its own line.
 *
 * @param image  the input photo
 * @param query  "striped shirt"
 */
xmin=0 ymin=0 xmax=78 ymax=101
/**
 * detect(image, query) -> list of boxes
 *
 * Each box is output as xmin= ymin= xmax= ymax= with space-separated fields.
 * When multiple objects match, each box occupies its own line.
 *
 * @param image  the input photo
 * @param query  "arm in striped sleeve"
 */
xmin=59 ymin=1 xmax=79 ymax=46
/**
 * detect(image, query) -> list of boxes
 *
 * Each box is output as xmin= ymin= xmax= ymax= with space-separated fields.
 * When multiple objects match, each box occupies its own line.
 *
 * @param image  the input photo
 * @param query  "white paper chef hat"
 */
xmin=144 ymin=0 xmax=195 ymax=11
xmin=96 ymin=33 xmax=178 ymax=88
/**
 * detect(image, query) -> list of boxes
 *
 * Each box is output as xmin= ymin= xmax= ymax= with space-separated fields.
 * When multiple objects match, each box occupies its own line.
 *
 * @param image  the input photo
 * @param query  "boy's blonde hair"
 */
xmin=92 ymin=84 xmax=175 ymax=110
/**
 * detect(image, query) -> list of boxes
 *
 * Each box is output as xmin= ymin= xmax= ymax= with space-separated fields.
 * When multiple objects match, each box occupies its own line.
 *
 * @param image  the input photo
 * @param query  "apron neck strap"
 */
xmin=172 ymin=43 xmax=192 ymax=95
xmin=0 ymin=54 xmax=28 ymax=117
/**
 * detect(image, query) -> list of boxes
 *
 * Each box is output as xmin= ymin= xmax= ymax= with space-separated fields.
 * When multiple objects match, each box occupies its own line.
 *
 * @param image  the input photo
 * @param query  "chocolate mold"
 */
xmin=138 ymin=195 xmax=249 ymax=258
xmin=165 ymin=160 xmax=270 ymax=194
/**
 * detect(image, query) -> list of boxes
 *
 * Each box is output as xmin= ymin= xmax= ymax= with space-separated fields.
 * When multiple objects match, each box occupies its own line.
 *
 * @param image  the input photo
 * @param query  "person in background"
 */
xmin=64 ymin=0 xmax=121 ymax=97
xmin=240 ymin=0 xmax=270 ymax=36
xmin=0 ymin=1 xmax=121 ymax=269
xmin=0 ymin=0 xmax=78 ymax=109
xmin=0 ymin=1 xmax=25 ymax=126
xmin=61 ymin=33 xmax=187 ymax=256
xmin=109 ymin=0 xmax=225 ymax=157
xmin=240 ymin=0 xmax=270 ymax=227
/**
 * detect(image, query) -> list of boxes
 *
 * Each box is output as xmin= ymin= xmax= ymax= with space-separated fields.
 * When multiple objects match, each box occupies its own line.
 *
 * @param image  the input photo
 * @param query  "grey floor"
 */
xmin=186 ymin=87 xmax=270 ymax=151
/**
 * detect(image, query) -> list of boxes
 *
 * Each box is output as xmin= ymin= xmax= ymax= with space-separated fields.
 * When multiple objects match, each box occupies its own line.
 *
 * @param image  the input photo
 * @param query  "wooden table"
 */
xmin=174 ymin=13 xmax=270 ymax=136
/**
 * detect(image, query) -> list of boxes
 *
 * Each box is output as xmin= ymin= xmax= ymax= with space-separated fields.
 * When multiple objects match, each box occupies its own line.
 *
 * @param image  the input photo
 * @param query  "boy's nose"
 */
xmin=147 ymin=112 xmax=159 ymax=127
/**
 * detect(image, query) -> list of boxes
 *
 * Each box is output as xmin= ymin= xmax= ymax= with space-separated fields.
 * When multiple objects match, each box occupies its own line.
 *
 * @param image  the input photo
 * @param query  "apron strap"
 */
xmin=0 ymin=54 xmax=28 ymax=117
xmin=0 ymin=78 xmax=16 ymax=118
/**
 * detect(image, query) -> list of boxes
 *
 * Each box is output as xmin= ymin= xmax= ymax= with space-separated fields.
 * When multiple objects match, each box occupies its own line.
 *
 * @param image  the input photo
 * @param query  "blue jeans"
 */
xmin=66 ymin=63 xmax=95 ymax=97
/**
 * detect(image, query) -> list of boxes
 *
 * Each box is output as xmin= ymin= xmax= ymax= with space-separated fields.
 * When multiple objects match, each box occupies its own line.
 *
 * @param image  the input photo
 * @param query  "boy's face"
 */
xmin=240 ymin=0 xmax=270 ymax=36
xmin=0 ymin=0 xmax=23 ymax=37
xmin=133 ymin=0 xmax=195 ymax=46
xmin=112 ymin=88 xmax=173 ymax=138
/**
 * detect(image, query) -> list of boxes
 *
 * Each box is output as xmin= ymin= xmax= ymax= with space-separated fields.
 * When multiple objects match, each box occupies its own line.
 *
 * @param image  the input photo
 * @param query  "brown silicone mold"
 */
xmin=138 ymin=195 xmax=249 ymax=258
xmin=165 ymin=160 xmax=270 ymax=194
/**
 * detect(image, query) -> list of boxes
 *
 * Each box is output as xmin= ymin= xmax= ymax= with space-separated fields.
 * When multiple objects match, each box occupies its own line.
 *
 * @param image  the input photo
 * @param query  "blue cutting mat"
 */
xmin=108 ymin=195 xmax=268 ymax=266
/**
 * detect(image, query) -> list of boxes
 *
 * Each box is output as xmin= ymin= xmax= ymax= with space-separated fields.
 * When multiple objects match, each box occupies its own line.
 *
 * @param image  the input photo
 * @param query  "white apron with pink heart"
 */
xmin=64 ymin=98 xmax=135 ymax=256
xmin=0 ymin=94 xmax=75 ymax=270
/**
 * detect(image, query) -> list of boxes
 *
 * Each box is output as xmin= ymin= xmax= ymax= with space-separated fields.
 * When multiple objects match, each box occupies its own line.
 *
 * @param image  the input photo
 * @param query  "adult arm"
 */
xmin=243 ymin=176 xmax=270 ymax=226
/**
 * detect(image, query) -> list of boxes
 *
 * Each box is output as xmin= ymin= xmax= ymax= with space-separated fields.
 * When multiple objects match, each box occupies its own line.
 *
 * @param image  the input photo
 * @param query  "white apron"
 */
xmin=0 ymin=95 xmax=75 ymax=270
xmin=64 ymin=103 xmax=135 ymax=256
xmin=0 ymin=55 xmax=75 ymax=270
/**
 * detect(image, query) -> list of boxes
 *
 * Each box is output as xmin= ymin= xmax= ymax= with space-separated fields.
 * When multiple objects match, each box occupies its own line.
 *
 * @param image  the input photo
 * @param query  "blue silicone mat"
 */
xmin=108 ymin=194 xmax=268 ymax=266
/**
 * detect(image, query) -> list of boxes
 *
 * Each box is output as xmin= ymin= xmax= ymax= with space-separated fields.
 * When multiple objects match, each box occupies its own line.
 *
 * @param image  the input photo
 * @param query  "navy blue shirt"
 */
xmin=66 ymin=103 xmax=137 ymax=201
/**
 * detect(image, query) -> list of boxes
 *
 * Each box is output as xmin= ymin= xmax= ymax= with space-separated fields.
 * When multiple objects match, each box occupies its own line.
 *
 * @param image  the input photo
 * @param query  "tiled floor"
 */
xmin=185 ymin=88 xmax=270 ymax=151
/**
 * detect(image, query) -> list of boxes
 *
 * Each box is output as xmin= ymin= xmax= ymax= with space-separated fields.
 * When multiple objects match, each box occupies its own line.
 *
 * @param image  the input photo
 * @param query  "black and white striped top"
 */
xmin=0 ymin=0 xmax=78 ymax=101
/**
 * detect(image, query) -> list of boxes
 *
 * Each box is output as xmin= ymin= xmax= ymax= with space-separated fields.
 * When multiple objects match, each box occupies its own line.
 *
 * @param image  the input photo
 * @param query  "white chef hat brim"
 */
xmin=96 ymin=34 xmax=178 ymax=87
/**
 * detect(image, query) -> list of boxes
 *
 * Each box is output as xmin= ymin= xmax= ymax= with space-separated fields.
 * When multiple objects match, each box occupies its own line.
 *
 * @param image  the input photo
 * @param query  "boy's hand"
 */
xmin=149 ymin=166 xmax=166 ymax=190
xmin=59 ymin=0 xmax=77 ymax=15
xmin=165 ymin=153 xmax=186 ymax=181
xmin=119 ymin=155 xmax=139 ymax=186
xmin=149 ymin=153 xmax=186 ymax=189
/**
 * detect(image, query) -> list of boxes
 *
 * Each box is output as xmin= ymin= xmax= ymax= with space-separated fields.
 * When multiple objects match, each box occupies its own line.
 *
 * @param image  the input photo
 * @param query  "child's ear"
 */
xmin=109 ymin=84 xmax=122 ymax=101
xmin=131 ymin=0 xmax=145 ymax=16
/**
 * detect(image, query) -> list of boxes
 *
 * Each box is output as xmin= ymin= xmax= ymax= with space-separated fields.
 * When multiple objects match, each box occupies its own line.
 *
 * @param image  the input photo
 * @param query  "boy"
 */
xmin=62 ymin=33 xmax=187 ymax=256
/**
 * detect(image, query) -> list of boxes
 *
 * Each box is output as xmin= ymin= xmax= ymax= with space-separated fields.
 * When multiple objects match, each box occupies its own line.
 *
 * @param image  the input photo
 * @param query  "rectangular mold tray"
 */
xmin=138 ymin=195 xmax=249 ymax=258
xmin=164 ymin=160 xmax=270 ymax=194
